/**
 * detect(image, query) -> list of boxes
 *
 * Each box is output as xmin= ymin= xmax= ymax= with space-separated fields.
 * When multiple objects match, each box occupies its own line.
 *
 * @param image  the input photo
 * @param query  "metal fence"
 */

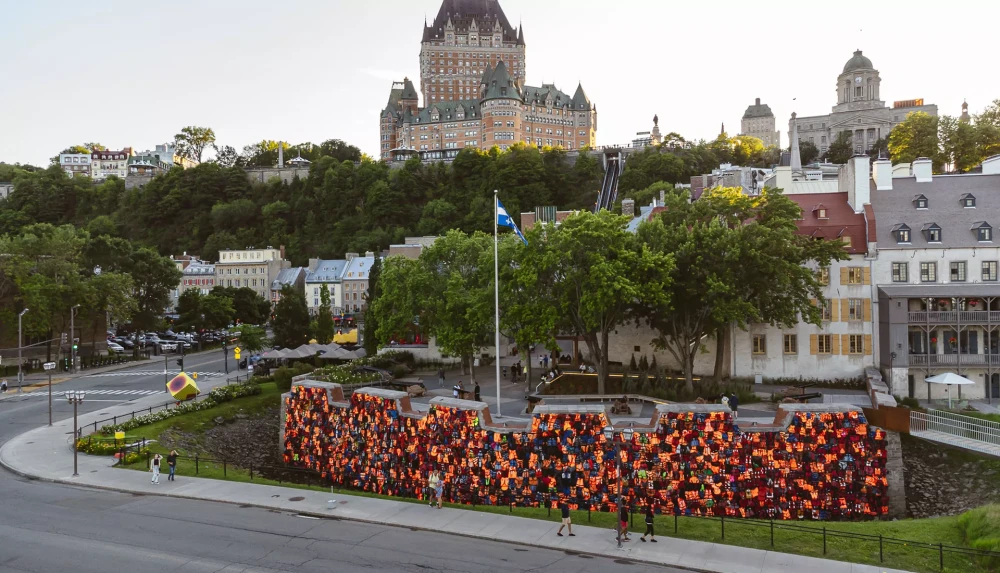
xmin=911 ymin=408 xmax=1000 ymax=448
xmin=110 ymin=446 xmax=1000 ymax=572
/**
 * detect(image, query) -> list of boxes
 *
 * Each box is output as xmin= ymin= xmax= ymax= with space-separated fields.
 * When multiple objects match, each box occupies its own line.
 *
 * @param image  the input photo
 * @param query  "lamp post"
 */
xmin=18 ymin=308 xmax=29 ymax=393
xmin=66 ymin=390 xmax=86 ymax=477
xmin=602 ymin=424 xmax=634 ymax=549
xmin=44 ymin=361 xmax=56 ymax=426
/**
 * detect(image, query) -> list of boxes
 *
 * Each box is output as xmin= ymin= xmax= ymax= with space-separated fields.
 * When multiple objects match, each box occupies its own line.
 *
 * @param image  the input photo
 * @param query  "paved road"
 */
xmin=0 ymin=354 xmax=686 ymax=573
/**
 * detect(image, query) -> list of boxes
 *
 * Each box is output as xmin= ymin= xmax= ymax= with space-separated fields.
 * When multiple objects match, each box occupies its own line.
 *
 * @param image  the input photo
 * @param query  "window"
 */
xmin=848 ymin=335 xmax=864 ymax=355
xmin=847 ymin=268 xmax=864 ymax=285
xmin=848 ymin=298 xmax=864 ymax=321
xmin=817 ymin=268 xmax=829 ymax=285
xmin=817 ymin=208 xmax=828 ymax=219
xmin=821 ymin=300 xmax=833 ymax=321
xmin=978 ymin=226 xmax=993 ymax=242
xmin=817 ymin=335 xmax=833 ymax=354
xmin=961 ymin=194 xmax=976 ymax=208
xmin=950 ymin=261 xmax=967 ymax=282
xmin=893 ymin=224 xmax=911 ymax=243
xmin=841 ymin=236 xmax=852 ymax=248
xmin=752 ymin=334 xmax=766 ymax=355
xmin=914 ymin=195 xmax=928 ymax=209
xmin=892 ymin=262 xmax=908 ymax=282
xmin=783 ymin=334 xmax=797 ymax=355
xmin=983 ymin=261 xmax=998 ymax=281
xmin=920 ymin=262 xmax=937 ymax=282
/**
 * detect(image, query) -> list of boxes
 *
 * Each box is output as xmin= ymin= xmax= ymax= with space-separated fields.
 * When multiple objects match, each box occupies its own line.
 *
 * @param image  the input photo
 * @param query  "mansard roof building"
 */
xmin=379 ymin=0 xmax=596 ymax=161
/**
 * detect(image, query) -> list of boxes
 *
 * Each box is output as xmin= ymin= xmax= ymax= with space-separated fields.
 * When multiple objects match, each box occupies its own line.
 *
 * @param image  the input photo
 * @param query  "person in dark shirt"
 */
xmin=640 ymin=504 xmax=657 ymax=542
xmin=474 ymin=381 xmax=481 ymax=402
xmin=618 ymin=502 xmax=630 ymax=541
xmin=166 ymin=450 xmax=178 ymax=481
xmin=556 ymin=501 xmax=575 ymax=536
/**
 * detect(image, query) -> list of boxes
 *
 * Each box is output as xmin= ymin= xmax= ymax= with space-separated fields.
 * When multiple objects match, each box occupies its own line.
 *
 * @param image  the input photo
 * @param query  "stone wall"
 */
xmin=281 ymin=382 xmax=890 ymax=520
xmin=245 ymin=166 xmax=311 ymax=185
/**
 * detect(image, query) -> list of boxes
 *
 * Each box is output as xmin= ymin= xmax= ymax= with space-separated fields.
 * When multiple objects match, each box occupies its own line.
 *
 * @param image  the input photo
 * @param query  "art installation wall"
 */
xmin=281 ymin=382 xmax=889 ymax=520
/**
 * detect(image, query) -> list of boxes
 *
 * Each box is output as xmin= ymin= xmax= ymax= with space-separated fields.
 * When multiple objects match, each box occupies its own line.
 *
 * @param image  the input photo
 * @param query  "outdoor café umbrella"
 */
xmin=260 ymin=348 xmax=287 ymax=360
xmin=925 ymin=372 xmax=975 ymax=409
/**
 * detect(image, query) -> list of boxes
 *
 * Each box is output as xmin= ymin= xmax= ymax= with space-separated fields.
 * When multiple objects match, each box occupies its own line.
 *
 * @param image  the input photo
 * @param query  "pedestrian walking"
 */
xmin=640 ymin=505 xmax=657 ymax=542
xmin=618 ymin=502 xmax=630 ymax=541
xmin=543 ymin=355 xmax=549 ymax=369
xmin=0 ymin=379 xmax=7 ymax=393
xmin=434 ymin=471 xmax=445 ymax=509
xmin=150 ymin=454 xmax=162 ymax=484
xmin=166 ymin=450 xmax=178 ymax=481
xmin=427 ymin=470 xmax=440 ymax=506
xmin=474 ymin=381 xmax=481 ymax=402
xmin=437 ymin=368 xmax=445 ymax=388
xmin=729 ymin=392 xmax=739 ymax=420
xmin=556 ymin=501 xmax=575 ymax=536
xmin=538 ymin=354 xmax=544 ymax=368
xmin=453 ymin=380 xmax=463 ymax=399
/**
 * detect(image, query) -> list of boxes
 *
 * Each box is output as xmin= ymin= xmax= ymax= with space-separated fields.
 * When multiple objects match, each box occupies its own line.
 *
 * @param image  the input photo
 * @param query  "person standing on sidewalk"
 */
xmin=618 ymin=501 xmax=630 ymax=541
xmin=729 ymin=392 xmax=739 ymax=420
xmin=640 ymin=504 xmax=657 ymax=542
xmin=150 ymin=454 xmax=162 ymax=484
xmin=166 ymin=450 xmax=178 ymax=481
xmin=474 ymin=381 xmax=481 ymax=402
xmin=556 ymin=501 xmax=575 ymax=537
xmin=434 ymin=471 xmax=445 ymax=509
xmin=437 ymin=368 xmax=445 ymax=388
xmin=427 ymin=470 xmax=440 ymax=507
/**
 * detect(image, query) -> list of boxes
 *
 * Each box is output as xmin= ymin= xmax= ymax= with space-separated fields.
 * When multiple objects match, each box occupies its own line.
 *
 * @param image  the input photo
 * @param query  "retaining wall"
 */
xmin=280 ymin=381 xmax=890 ymax=520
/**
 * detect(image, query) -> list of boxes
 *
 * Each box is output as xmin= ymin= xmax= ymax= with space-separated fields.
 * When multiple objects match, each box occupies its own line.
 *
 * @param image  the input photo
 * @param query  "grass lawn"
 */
xmin=104 ymin=384 xmax=998 ymax=573
xmin=962 ymin=412 xmax=1000 ymax=424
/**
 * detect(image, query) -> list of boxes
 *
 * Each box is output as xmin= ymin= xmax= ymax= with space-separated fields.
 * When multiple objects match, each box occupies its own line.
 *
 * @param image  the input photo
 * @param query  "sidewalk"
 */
xmin=0 ymin=385 xmax=913 ymax=573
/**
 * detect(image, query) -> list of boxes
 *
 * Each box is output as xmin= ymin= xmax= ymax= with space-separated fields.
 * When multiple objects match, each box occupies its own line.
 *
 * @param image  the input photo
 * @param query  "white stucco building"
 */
xmin=305 ymin=259 xmax=348 ymax=316
xmin=59 ymin=153 xmax=92 ymax=178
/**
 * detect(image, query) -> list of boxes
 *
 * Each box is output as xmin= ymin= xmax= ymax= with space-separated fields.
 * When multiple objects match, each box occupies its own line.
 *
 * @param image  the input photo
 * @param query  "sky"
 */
xmin=2 ymin=0 xmax=999 ymax=167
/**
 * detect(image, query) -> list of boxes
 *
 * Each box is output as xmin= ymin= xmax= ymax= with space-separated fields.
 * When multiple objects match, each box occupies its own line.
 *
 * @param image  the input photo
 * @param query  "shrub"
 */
xmin=391 ymin=364 xmax=411 ymax=379
xmin=894 ymin=395 xmax=921 ymax=410
xmin=957 ymin=504 xmax=1000 ymax=562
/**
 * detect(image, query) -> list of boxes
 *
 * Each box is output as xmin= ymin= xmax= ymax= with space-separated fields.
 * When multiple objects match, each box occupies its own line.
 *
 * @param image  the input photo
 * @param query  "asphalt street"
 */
xmin=0 ymin=353 xmax=686 ymax=573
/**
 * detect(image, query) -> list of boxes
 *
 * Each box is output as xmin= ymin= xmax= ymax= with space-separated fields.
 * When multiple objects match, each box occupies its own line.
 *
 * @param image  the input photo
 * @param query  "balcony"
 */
xmin=907 ymin=311 xmax=1000 ymax=324
xmin=909 ymin=353 xmax=1000 ymax=367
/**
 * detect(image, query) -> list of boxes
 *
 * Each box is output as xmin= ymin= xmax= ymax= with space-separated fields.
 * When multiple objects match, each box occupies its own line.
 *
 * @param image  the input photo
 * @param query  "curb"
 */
xmin=0 ymin=453 xmax=711 ymax=573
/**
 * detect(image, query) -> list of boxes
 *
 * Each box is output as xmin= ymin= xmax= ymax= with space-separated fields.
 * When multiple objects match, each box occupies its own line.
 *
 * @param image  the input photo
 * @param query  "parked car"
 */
xmin=107 ymin=342 xmax=125 ymax=352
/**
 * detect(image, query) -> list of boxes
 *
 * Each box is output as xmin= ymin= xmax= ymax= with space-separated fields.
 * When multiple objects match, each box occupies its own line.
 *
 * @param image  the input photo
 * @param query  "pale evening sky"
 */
xmin=2 ymin=0 xmax=998 ymax=167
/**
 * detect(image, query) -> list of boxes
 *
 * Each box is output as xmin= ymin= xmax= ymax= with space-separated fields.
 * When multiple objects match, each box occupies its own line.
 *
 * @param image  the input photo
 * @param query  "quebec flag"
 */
xmin=496 ymin=199 xmax=528 ymax=245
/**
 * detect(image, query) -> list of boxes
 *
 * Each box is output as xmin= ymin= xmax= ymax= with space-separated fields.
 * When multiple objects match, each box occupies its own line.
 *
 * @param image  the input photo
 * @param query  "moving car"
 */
xmin=107 ymin=342 xmax=125 ymax=352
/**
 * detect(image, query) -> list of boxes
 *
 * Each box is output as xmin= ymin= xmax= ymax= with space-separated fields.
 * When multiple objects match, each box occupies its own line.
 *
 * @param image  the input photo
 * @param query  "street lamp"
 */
xmin=602 ymin=424 xmax=634 ymax=549
xmin=17 ymin=308 xmax=28 ymax=393
xmin=66 ymin=390 xmax=86 ymax=477
xmin=70 ymin=304 xmax=80 ymax=374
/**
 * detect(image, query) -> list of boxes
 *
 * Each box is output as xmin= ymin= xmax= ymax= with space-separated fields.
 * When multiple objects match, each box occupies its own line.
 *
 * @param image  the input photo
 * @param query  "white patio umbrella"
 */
xmin=925 ymin=372 xmax=976 ymax=409
xmin=260 ymin=348 xmax=287 ymax=360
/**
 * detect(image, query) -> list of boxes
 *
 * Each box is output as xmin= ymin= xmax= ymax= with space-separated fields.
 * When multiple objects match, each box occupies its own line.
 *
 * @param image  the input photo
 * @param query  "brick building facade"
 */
xmin=379 ymin=0 xmax=596 ymax=161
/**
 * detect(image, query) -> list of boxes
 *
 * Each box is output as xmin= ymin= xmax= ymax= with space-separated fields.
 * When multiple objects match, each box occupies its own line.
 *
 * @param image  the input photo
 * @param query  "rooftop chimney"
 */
xmin=843 ymin=155 xmax=871 ymax=213
xmin=983 ymin=154 xmax=1000 ymax=175
xmin=755 ymin=97 xmax=761 ymax=105
xmin=279 ymin=244 xmax=286 ymax=260
xmin=621 ymin=199 xmax=635 ymax=218
xmin=873 ymin=159 xmax=892 ymax=191
xmin=911 ymin=158 xmax=932 ymax=183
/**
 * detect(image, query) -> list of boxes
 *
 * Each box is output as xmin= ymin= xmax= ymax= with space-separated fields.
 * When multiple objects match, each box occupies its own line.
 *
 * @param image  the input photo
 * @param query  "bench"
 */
xmin=782 ymin=392 xmax=822 ymax=403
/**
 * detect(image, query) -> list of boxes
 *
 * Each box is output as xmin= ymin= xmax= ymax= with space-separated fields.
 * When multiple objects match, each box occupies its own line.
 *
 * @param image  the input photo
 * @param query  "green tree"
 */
xmin=272 ymin=285 xmax=310 ymax=348
xmin=314 ymin=283 xmax=334 ymax=344
xmin=363 ymin=256 xmax=382 ymax=355
xmin=518 ymin=211 xmax=670 ymax=393
xmin=825 ymin=131 xmax=854 ymax=164
xmin=371 ymin=256 xmax=432 ymax=348
xmin=637 ymin=187 xmax=846 ymax=391
xmin=235 ymin=324 xmax=268 ymax=353
xmin=975 ymin=99 xmax=1000 ymax=159
xmin=939 ymin=115 xmax=980 ymax=173
xmin=498 ymin=235 xmax=556 ymax=387
xmin=174 ymin=126 xmax=216 ymax=163
xmin=888 ymin=112 xmax=941 ymax=170
xmin=122 ymin=247 xmax=183 ymax=348
xmin=796 ymin=140 xmax=820 ymax=165
xmin=212 ymin=145 xmax=240 ymax=168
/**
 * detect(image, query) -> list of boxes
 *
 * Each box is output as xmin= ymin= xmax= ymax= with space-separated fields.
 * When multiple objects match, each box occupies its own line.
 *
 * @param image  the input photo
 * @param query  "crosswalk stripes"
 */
xmin=19 ymin=389 xmax=163 ymax=398
xmin=83 ymin=371 xmax=223 ymax=378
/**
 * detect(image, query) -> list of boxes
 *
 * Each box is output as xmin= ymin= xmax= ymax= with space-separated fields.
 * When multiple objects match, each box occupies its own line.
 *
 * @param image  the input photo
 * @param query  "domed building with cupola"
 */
xmin=790 ymin=50 xmax=937 ymax=158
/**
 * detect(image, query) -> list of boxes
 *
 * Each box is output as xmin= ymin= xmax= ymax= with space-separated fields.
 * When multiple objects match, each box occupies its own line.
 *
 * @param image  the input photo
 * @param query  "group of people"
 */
xmin=148 ymin=450 xmax=179 ymax=484
xmin=281 ymin=385 xmax=888 ymax=521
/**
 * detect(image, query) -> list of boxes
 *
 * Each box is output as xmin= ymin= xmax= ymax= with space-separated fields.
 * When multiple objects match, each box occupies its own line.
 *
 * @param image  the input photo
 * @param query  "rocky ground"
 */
xmin=158 ymin=407 xmax=284 ymax=468
xmin=901 ymin=433 xmax=1000 ymax=518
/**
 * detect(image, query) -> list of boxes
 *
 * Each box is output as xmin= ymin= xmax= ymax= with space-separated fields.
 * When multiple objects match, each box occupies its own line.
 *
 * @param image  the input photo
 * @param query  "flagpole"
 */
xmin=494 ymin=189 xmax=502 ymax=418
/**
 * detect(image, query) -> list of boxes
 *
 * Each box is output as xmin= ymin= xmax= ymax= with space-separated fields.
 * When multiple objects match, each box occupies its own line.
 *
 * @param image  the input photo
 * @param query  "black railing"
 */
xmin=85 ymin=392 xmax=214 ymax=434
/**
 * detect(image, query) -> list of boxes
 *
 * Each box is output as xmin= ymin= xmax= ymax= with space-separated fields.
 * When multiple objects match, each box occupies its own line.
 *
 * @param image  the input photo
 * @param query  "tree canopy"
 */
xmin=272 ymin=284 xmax=309 ymax=348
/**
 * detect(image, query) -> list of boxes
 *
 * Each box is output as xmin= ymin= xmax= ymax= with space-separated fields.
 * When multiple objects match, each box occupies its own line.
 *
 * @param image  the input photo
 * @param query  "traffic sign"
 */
xmin=43 ymin=362 xmax=56 ymax=371
xmin=192 ymin=372 xmax=198 ymax=379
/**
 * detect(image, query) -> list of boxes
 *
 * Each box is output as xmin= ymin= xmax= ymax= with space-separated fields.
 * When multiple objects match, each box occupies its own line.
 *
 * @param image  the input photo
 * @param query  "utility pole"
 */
xmin=18 ymin=308 xmax=29 ymax=393
xmin=44 ymin=362 xmax=56 ymax=426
